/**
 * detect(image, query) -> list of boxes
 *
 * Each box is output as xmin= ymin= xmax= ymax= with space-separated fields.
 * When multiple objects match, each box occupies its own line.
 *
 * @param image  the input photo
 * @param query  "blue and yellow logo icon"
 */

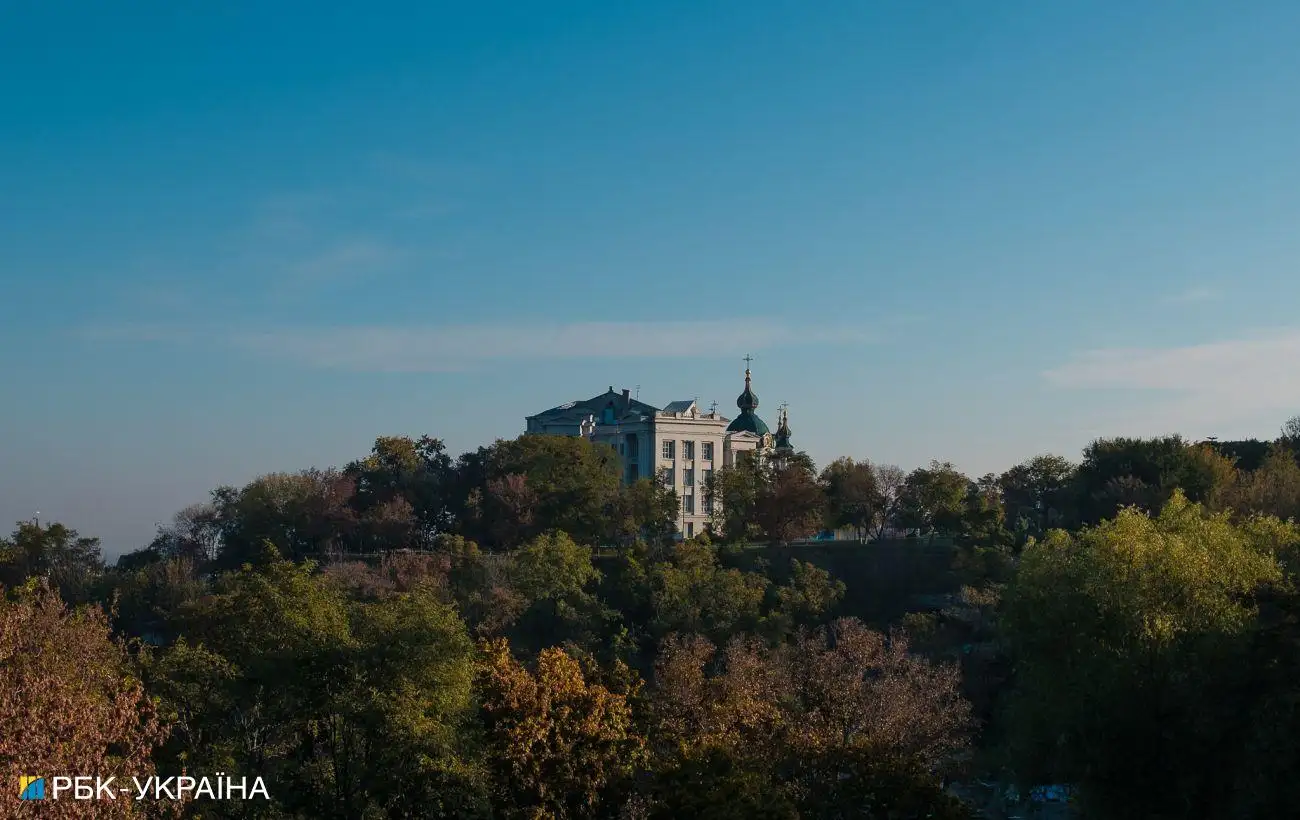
xmin=19 ymin=777 xmax=45 ymax=800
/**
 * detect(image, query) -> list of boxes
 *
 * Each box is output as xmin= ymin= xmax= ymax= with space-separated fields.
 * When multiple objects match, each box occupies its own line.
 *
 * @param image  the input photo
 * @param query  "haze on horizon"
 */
xmin=4 ymin=1 xmax=1300 ymax=557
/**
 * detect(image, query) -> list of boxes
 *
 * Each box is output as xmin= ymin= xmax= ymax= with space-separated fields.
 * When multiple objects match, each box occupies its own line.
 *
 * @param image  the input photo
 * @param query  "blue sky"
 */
xmin=5 ymin=1 xmax=1300 ymax=556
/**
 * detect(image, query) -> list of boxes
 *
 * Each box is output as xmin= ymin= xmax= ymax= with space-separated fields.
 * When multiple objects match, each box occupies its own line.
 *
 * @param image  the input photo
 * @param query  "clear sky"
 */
xmin=5 ymin=1 xmax=1300 ymax=557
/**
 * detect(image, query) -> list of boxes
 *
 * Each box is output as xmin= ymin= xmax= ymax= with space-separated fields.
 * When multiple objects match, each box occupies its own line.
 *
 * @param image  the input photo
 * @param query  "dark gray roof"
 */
xmin=529 ymin=387 xmax=660 ymax=420
xmin=661 ymin=399 xmax=697 ymax=414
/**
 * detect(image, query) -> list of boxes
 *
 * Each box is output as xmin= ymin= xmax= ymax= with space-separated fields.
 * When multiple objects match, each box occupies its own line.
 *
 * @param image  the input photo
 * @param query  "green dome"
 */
xmin=728 ymin=364 xmax=768 ymax=434
xmin=727 ymin=411 xmax=770 ymax=435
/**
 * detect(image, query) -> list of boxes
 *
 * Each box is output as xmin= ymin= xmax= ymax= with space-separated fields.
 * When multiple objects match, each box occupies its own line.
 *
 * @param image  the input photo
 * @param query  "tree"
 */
xmin=152 ymin=553 xmax=485 ymax=818
xmin=957 ymin=473 xmax=1010 ymax=547
xmin=607 ymin=478 xmax=679 ymax=547
xmin=0 ymin=521 xmax=103 ymax=602
xmin=344 ymin=434 xmax=456 ymax=542
xmin=870 ymin=464 xmax=907 ymax=538
xmin=1279 ymin=415 xmax=1300 ymax=455
xmin=477 ymin=639 xmax=645 ymax=819
xmin=998 ymin=454 xmax=1076 ymax=540
xmin=212 ymin=469 xmax=359 ymax=567
xmin=471 ymin=435 xmax=623 ymax=548
xmin=894 ymin=462 xmax=969 ymax=541
xmin=1228 ymin=445 xmax=1300 ymax=521
xmin=1002 ymin=492 xmax=1292 ymax=818
xmin=705 ymin=457 xmax=766 ymax=543
xmin=771 ymin=559 xmax=846 ymax=628
xmin=755 ymin=458 xmax=824 ymax=544
xmin=820 ymin=457 xmax=884 ymax=541
xmin=147 ymin=503 xmax=223 ymax=563
xmin=1 ymin=584 xmax=171 ymax=820
xmin=1074 ymin=436 xmax=1237 ymax=524
xmin=647 ymin=540 xmax=770 ymax=643
xmin=649 ymin=619 xmax=973 ymax=818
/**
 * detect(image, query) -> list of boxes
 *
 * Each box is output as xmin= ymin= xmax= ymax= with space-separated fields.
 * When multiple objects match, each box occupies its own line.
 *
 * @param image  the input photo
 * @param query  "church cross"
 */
xmin=743 ymin=354 xmax=753 ymax=367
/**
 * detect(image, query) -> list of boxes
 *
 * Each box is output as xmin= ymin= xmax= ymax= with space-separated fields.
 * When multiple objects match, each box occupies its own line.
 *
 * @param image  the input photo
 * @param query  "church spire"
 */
xmin=726 ymin=355 xmax=771 ymax=436
xmin=775 ymin=403 xmax=792 ymax=451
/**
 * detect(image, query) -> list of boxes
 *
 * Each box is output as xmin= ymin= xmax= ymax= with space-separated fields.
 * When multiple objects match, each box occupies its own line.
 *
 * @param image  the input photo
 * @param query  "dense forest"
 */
xmin=8 ymin=418 xmax=1300 ymax=819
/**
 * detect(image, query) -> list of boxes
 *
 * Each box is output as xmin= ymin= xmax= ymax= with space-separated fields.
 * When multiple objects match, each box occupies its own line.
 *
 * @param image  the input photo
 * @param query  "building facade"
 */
xmin=524 ymin=365 xmax=779 ymax=538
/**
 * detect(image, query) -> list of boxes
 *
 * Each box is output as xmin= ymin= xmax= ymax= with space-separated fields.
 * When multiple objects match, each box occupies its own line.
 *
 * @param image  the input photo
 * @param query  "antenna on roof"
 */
xmin=635 ymin=385 xmax=640 ymax=400
xmin=709 ymin=400 xmax=718 ymax=414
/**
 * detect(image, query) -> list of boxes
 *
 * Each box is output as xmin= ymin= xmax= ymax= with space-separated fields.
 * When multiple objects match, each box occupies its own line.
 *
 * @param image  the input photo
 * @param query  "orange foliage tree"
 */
xmin=1 ymin=583 xmax=171 ymax=819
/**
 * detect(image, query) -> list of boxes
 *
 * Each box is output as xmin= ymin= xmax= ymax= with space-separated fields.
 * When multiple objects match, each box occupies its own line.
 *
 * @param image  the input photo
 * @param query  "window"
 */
xmin=660 ymin=467 xmax=674 ymax=488
xmin=683 ymin=468 xmax=694 ymax=487
xmin=702 ymin=469 xmax=712 ymax=489
xmin=686 ymin=522 xmax=694 ymax=538
xmin=702 ymin=442 xmax=714 ymax=461
xmin=683 ymin=495 xmax=695 ymax=514
xmin=662 ymin=440 xmax=675 ymax=459
xmin=704 ymin=496 xmax=714 ymax=514
xmin=682 ymin=440 xmax=695 ymax=460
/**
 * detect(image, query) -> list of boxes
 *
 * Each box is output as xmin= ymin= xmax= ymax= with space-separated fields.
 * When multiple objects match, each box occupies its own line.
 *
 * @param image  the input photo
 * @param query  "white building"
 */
xmin=524 ymin=365 xmax=779 ymax=538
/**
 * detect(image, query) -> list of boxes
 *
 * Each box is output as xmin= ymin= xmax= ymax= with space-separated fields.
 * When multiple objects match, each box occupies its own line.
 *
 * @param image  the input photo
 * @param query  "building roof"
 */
xmin=529 ymin=387 xmax=660 ymax=422
xmin=661 ymin=399 xmax=697 ymax=415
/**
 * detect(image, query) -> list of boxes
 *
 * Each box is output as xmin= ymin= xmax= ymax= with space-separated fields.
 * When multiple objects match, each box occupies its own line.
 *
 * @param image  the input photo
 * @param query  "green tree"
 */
xmin=0 ymin=520 xmax=103 ymax=602
xmin=647 ymin=541 xmax=769 ymax=643
xmin=820 ymin=457 xmax=885 ymax=541
xmin=755 ymin=457 xmax=824 ymax=544
xmin=471 ymin=435 xmax=623 ymax=548
xmin=607 ymin=478 xmax=679 ymax=547
xmin=894 ymin=462 xmax=969 ymax=542
xmin=344 ymin=434 xmax=456 ymax=542
xmin=998 ymin=454 xmax=1076 ymax=540
xmin=705 ymin=458 xmax=766 ymax=543
xmin=1074 ymin=436 xmax=1237 ymax=524
xmin=212 ymin=470 xmax=359 ymax=567
xmin=152 ymin=553 xmax=484 ymax=818
xmin=1002 ymin=493 xmax=1291 ymax=818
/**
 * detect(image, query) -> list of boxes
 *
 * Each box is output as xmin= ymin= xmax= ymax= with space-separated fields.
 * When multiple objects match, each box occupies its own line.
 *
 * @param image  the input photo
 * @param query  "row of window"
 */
xmin=661 ymin=467 xmax=712 ymax=489
xmin=679 ymin=495 xmax=714 ymax=515
xmin=662 ymin=440 xmax=714 ymax=461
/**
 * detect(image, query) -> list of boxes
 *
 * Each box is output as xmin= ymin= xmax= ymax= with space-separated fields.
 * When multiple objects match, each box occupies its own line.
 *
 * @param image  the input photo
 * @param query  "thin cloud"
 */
xmin=1164 ymin=284 xmax=1219 ymax=304
xmin=284 ymin=239 xmax=407 ymax=287
xmin=1044 ymin=327 xmax=1300 ymax=432
xmin=91 ymin=318 xmax=879 ymax=373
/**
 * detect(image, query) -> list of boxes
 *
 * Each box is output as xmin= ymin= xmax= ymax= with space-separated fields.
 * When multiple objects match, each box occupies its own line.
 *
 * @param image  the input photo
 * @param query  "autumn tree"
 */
xmin=1 ymin=584 xmax=171 ymax=820
xmin=1226 ymin=445 xmax=1300 ymax=521
xmin=648 ymin=619 xmax=973 ymax=817
xmin=477 ymin=639 xmax=645 ymax=819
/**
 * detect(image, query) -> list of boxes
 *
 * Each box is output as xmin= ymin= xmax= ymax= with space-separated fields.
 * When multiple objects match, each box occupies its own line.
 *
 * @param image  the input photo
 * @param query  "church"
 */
xmin=524 ymin=360 xmax=794 ymax=538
